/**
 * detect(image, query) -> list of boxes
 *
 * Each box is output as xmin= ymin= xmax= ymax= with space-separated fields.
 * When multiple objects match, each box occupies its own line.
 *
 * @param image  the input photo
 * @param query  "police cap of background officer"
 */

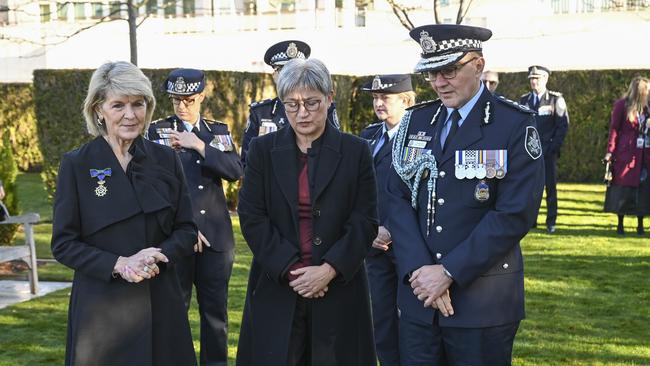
xmin=360 ymin=74 xmax=413 ymax=94
xmin=263 ymin=40 xmax=311 ymax=68
xmin=409 ymin=24 xmax=492 ymax=73
xmin=527 ymin=65 xmax=551 ymax=78
xmin=164 ymin=68 xmax=205 ymax=96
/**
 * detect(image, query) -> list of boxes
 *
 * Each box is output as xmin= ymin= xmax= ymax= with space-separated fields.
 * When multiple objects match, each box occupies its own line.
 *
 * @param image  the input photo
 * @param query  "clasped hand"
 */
xmin=114 ymin=247 xmax=169 ymax=283
xmin=169 ymin=130 xmax=205 ymax=154
xmin=410 ymin=264 xmax=455 ymax=317
xmin=289 ymin=263 xmax=337 ymax=299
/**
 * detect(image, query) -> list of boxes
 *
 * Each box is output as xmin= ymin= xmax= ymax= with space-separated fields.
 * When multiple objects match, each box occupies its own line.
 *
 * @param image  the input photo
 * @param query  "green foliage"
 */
xmin=0 ymin=83 xmax=43 ymax=171
xmin=0 ymin=134 xmax=19 ymax=243
xmin=497 ymin=69 xmax=648 ymax=182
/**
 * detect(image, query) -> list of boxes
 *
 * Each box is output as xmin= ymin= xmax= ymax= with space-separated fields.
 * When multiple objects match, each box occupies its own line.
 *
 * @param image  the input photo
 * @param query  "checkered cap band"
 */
xmin=424 ymin=38 xmax=482 ymax=55
xmin=414 ymin=51 xmax=464 ymax=73
xmin=166 ymin=81 xmax=202 ymax=94
xmin=270 ymin=51 xmax=306 ymax=65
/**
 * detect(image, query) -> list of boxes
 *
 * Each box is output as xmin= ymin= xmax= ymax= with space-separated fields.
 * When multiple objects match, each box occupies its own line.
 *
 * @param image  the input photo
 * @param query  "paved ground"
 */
xmin=0 ymin=280 xmax=71 ymax=309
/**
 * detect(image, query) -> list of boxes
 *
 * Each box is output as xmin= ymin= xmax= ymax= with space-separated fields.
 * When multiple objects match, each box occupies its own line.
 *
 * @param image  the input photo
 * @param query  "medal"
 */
xmin=474 ymin=180 xmax=490 ymax=202
xmin=90 ymin=168 xmax=112 ymax=197
xmin=476 ymin=151 xmax=486 ymax=179
xmin=464 ymin=150 xmax=477 ymax=179
xmin=455 ymin=150 xmax=466 ymax=179
xmin=495 ymin=149 xmax=508 ymax=179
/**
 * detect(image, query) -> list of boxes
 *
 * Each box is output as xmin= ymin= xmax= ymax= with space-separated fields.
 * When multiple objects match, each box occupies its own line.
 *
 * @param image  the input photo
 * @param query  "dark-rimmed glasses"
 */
xmin=424 ymin=57 xmax=479 ymax=81
xmin=283 ymin=98 xmax=323 ymax=113
xmin=170 ymin=96 xmax=199 ymax=107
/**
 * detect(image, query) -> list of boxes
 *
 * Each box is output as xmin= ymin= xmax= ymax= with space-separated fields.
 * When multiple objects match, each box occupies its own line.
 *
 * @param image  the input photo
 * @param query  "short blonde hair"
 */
xmin=83 ymin=61 xmax=156 ymax=137
xmin=398 ymin=91 xmax=417 ymax=108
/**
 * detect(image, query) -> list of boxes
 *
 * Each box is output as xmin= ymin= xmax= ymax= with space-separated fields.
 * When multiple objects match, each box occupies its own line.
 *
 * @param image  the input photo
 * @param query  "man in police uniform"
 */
xmin=519 ymin=66 xmax=569 ymax=233
xmin=386 ymin=24 xmax=544 ymax=364
xmin=240 ymin=40 xmax=339 ymax=166
xmin=481 ymin=70 xmax=500 ymax=95
xmin=147 ymin=68 xmax=243 ymax=366
xmin=359 ymin=74 xmax=415 ymax=365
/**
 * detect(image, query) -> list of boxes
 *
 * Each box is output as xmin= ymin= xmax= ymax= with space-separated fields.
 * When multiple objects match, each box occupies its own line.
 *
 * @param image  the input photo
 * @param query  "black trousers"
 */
xmin=366 ymin=250 xmax=400 ymax=365
xmin=399 ymin=313 xmax=520 ymax=366
xmin=177 ymin=249 xmax=234 ymax=366
xmin=540 ymin=152 xmax=558 ymax=226
xmin=287 ymin=296 xmax=312 ymax=366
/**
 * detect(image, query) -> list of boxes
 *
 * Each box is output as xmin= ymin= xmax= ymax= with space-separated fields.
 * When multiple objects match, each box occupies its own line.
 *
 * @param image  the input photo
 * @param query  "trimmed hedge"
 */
xmin=0 ymin=83 xmax=43 ymax=171
xmin=0 ymin=134 xmax=19 ymax=243
xmin=31 ymin=68 xmax=650 ymax=201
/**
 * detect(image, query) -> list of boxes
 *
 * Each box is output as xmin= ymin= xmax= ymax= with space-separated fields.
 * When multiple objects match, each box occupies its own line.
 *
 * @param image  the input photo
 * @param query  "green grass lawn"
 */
xmin=1 ymin=173 xmax=649 ymax=365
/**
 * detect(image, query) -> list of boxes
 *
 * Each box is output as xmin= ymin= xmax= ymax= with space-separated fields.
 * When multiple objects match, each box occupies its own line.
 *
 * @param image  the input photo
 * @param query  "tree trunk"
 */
xmin=127 ymin=0 xmax=138 ymax=65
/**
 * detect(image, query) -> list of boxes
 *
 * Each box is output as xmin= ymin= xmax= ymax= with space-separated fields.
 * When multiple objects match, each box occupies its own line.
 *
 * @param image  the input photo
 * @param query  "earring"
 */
xmin=96 ymin=116 xmax=104 ymax=126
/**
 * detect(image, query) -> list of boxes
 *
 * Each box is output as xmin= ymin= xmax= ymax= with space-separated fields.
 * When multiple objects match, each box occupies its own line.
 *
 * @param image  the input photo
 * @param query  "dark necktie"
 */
xmin=373 ymin=131 xmax=389 ymax=157
xmin=443 ymin=110 xmax=461 ymax=153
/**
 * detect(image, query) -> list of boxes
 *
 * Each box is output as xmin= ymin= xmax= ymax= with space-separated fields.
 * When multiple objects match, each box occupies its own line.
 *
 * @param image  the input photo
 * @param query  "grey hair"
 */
xmin=276 ymin=58 xmax=333 ymax=100
xmin=83 ymin=61 xmax=156 ymax=137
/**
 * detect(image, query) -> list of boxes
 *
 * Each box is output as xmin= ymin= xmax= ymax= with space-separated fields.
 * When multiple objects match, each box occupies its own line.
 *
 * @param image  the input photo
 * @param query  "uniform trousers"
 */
xmin=366 ymin=249 xmax=400 ymax=365
xmin=177 ymin=248 xmax=234 ymax=366
xmin=540 ymin=152 xmax=558 ymax=226
xmin=399 ymin=312 xmax=519 ymax=366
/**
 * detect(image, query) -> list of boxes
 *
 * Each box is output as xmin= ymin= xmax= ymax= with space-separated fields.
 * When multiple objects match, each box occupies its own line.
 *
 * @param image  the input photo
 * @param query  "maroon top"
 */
xmin=287 ymin=152 xmax=313 ymax=281
xmin=607 ymin=98 xmax=650 ymax=187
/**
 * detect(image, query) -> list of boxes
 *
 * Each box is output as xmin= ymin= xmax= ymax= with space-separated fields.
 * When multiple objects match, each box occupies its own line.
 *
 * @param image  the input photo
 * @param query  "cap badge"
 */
xmin=419 ymin=30 xmax=436 ymax=54
xmin=174 ymin=77 xmax=187 ymax=93
xmin=372 ymin=76 xmax=382 ymax=90
xmin=287 ymin=42 xmax=298 ymax=58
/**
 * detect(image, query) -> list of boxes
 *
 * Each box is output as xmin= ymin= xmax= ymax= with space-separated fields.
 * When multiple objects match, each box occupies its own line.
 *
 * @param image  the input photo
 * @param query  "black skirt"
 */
xmin=604 ymin=179 xmax=650 ymax=215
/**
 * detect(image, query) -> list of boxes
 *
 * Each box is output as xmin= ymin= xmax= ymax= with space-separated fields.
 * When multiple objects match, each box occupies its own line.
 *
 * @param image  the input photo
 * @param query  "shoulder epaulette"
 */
xmin=406 ymin=99 xmax=440 ymax=111
xmin=495 ymin=95 xmax=535 ymax=114
xmin=548 ymin=90 xmax=563 ymax=97
xmin=151 ymin=115 xmax=176 ymax=124
xmin=249 ymin=98 xmax=274 ymax=108
xmin=520 ymin=92 xmax=530 ymax=99
xmin=365 ymin=121 xmax=382 ymax=129
xmin=203 ymin=118 xmax=225 ymax=125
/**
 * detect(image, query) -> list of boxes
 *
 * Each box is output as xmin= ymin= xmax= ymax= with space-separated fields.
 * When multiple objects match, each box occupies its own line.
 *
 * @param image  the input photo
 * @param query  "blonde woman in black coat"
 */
xmin=51 ymin=61 xmax=197 ymax=366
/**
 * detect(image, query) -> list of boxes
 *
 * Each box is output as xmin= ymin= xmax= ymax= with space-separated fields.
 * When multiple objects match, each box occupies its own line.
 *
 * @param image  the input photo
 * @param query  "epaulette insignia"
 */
xmin=406 ymin=99 xmax=440 ymax=111
xmin=520 ymin=93 xmax=529 ymax=99
xmin=365 ymin=122 xmax=382 ymax=129
xmin=548 ymin=90 xmax=563 ymax=97
xmin=249 ymin=98 xmax=274 ymax=108
xmin=203 ymin=118 xmax=225 ymax=125
xmin=495 ymin=95 xmax=535 ymax=114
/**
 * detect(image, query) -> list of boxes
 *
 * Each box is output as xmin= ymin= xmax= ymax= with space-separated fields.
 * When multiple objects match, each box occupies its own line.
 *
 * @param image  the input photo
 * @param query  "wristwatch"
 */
xmin=442 ymin=267 xmax=454 ymax=281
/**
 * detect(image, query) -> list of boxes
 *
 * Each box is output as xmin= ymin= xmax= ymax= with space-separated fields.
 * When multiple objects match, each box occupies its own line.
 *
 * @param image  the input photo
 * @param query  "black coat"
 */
xmin=147 ymin=116 xmax=243 ymax=252
xmin=236 ymin=123 xmax=378 ymax=366
xmin=51 ymin=136 xmax=198 ymax=366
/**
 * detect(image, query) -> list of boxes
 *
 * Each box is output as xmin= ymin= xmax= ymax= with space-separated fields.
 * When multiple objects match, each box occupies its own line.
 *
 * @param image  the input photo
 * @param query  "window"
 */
xmin=109 ymin=1 xmax=121 ymax=18
xmin=182 ymin=0 xmax=194 ymax=15
xmin=57 ymin=2 xmax=69 ymax=20
xmin=439 ymin=0 xmax=449 ymax=6
xmin=91 ymin=2 xmax=103 ymax=18
xmin=146 ymin=0 xmax=157 ymax=14
xmin=74 ymin=2 xmax=85 ymax=19
xmin=40 ymin=3 xmax=51 ymax=22
xmin=164 ymin=0 xmax=175 ymax=16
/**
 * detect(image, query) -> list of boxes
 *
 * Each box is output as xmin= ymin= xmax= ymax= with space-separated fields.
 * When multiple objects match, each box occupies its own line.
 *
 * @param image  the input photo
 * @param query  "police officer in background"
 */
xmin=359 ymin=74 xmax=415 ymax=365
xmin=519 ymin=66 xmax=569 ymax=233
xmin=386 ymin=24 xmax=544 ymax=364
xmin=147 ymin=69 xmax=243 ymax=366
xmin=240 ymin=40 xmax=339 ymax=166
xmin=481 ymin=70 xmax=500 ymax=96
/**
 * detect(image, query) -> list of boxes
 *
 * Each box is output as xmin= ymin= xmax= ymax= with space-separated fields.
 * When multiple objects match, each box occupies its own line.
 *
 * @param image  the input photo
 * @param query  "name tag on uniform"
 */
xmin=407 ymin=139 xmax=428 ymax=149
xmin=538 ymin=106 xmax=552 ymax=116
xmin=210 ymin=134 xmax=234 ymax=152
xmin=259 ymin=120 xmax=277 ymax=136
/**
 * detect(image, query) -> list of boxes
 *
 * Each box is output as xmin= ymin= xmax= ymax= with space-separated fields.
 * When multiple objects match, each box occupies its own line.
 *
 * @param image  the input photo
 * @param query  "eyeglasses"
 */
xmin=170 ymin=96 xmax=199 ymax=107
xmin=283 ymin=98 xmax=323 ymax=113
xmin=424 ymin=57 xmax=479 ymax=81
xmin=272 ymin=65 xmax=283 ymax=73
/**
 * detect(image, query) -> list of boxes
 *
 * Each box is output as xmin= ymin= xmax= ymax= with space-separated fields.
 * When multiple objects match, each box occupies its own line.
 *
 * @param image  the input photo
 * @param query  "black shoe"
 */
xmin=547 ymin=225 xmax=556 ymax=234
xmin=617 ymin=224 xmax=625 ymax=235
xmin=637 ymin=226 xmax=645 ymax=236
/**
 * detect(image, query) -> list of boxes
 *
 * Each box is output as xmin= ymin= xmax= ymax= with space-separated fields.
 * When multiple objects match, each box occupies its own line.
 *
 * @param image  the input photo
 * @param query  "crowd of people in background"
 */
xmin=47 ymin=21 xmax=649 ymax=366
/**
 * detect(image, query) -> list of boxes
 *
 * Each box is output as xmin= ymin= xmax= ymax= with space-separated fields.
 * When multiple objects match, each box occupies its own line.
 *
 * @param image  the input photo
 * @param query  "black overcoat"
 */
xmin=51 ymin=136 xmax=198 ymax=366
xmin=236 ymin=123 xmax=379 ymax=366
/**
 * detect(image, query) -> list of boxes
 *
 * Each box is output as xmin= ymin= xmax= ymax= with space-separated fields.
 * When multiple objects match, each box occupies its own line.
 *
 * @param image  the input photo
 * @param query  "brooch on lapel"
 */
xmin=89 ymin=168 xmax=112 ymax=197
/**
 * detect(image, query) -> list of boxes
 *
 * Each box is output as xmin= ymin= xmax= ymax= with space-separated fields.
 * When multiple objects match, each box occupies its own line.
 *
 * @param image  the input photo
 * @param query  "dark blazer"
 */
xmin=360 ymin=121 xmax=394 ymax=257
xmin=236 ymin=123 xmax=378 ymax=366
xmin=51 ymin=136 xmax=197 ymax=366
xmin=606 ymin=98 xmax=650 ymax=187
xmin=240 ymin=97 xmax=339 ymax=166
xmin=520 ymin=90 xmax=569 ymax=156
xmin=147 ymin=115 xmax=243 ymax=252
xmin=387 ymin=89 xmax=545 ymax=328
